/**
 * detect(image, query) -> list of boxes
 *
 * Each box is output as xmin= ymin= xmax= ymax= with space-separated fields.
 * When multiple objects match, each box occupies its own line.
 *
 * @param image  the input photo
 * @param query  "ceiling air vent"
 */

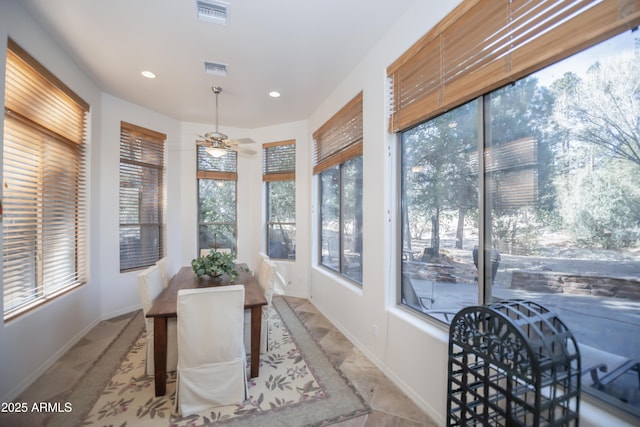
xmin=204 ymin=61 xmax=228 ymax=77
xmin=196 ymin=0 xmax=229 ymax=25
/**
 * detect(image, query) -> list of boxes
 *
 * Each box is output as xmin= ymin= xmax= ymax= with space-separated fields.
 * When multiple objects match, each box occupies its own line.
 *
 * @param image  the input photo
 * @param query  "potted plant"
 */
xmin=191 ymin=250 xmax=239 ymax=280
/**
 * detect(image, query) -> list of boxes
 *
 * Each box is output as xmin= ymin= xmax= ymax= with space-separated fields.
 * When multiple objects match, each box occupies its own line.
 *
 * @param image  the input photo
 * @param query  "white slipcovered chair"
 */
xmin=244 ymin=258 xmax=277 ymax=354
xmin=175 ymin=286 xmax=248 ymax=416
xmin=254 ymin=252 xmax=269 ymax=277
xmin=156 ymin=256 xmax=173 ymax=288
xmin=137 ymin=265 xmax=178 ymax=375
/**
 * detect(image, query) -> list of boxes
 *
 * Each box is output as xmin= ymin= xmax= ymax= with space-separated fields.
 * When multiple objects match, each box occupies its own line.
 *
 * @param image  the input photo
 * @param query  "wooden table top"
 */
xmin=145 ymin=264 xmax=267 ymax=318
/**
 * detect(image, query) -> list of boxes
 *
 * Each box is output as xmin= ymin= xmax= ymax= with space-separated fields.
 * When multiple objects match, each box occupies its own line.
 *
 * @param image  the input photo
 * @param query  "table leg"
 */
xmin=153 ymin=317 xmax=168 ymax=396
xmin=250 ymin=306 xmax=262 ymax=378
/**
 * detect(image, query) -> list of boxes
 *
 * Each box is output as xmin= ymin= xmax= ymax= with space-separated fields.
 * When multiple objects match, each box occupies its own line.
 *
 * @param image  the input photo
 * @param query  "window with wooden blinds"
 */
xmin=387 ymin=0 xmax=640 ymax=133
xmin=119 ymin=122 xmax=166 ymax=271
xmin=197 ymin=146 xmax=237 ymax=180
xmin=263 ymin=139 xmax=296 ymax=181
xmin=3 ymin=39 xmax=89 ymax=320
xmin=197 ymin=146 xmax=238 ymax=254
xmin=313 ymin=92 xmax=363 ymax=174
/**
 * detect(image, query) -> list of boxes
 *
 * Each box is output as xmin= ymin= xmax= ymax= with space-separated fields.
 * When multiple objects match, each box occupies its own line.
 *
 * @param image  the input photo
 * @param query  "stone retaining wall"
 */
xmin=511 ymin=270 xmax=640 ymax=301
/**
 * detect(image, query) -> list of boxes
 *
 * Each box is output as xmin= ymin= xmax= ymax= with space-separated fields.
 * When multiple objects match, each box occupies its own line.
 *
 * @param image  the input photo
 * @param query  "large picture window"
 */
xmin=314 ymin=93 xmax=363 ymax=284
xmin=197 ymin=147 xmax=237 ymax=254
xmin=263 ymin=140 xmax=296 ymax=259
xmin=3 ymin=39 xmax=89 ymax=320
xmin=119 ymin=122 xmax=166 ymax=271
xmin=399 ymin=30 xmax=640 ymax=419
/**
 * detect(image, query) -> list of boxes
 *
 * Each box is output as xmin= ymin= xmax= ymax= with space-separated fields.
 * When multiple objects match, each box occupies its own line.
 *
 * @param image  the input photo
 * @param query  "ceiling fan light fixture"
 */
xmin=205 ymin=146 xmax=228 ymax=157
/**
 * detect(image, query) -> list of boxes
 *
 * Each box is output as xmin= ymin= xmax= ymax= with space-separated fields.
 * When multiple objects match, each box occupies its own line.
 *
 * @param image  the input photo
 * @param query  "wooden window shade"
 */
xmin=263 ymin=139 xmax=296 ymax=182
xmin=196 ymin=146 xmax=238 ymax=180
xmin=313 ymin=92 xmax=363 ymax=174
xmin=387 ymin=0 xmax=640 ymax=133
xmin=3 ymin=39 xmax=89 ymax=320
xmin=119 ymin=122 xmax=166 ymax=271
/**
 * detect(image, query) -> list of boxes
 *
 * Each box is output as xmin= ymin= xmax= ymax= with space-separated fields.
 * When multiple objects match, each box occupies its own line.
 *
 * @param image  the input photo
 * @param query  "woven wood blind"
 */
xmin=388 ymin=0 xmax=640 ymax=133
xmin=313 ymin=92 xmax=363 ymax=174
xmin=263 ymin=139 xmax=296 ymax=181
xmin=3 ymin=39 xmax=89 ymax=319
xmin=119 ymin=122 xmax=166 ymax=271
xmin=196 ymin=146 xmax=238 ymax=180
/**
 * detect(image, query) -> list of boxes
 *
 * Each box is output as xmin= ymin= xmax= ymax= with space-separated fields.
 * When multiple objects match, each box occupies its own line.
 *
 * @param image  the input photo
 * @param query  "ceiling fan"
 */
xmin=196 ymin=86 xmax=257 ymax=157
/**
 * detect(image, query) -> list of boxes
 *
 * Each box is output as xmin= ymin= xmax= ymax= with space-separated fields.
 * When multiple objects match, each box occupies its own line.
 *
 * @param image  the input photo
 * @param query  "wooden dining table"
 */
xmin=145 ymin=264 xmax=267 ymax=397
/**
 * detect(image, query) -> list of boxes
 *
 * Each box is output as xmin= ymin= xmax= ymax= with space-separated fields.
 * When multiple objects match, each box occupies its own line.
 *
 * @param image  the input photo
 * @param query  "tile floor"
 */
xmin=3 ymin=296 xmax=438 ymax=427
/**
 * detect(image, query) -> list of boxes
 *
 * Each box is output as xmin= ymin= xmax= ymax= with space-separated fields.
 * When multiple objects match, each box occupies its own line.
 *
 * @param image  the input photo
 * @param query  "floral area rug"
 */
xmin=79 ymin=297 xmax=369 ymax=426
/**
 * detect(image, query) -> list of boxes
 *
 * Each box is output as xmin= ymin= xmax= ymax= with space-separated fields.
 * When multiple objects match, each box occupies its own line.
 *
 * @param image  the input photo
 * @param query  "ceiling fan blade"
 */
xmin=226 ymin=137 xmax=255 ymax=145
xmin=196 ymin=139 xmax=211 ymax=146
xmin=230 ymin=146 xmax=257 ymax=156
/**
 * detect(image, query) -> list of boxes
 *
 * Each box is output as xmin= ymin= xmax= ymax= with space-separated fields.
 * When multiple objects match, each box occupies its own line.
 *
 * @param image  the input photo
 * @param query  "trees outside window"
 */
xmin=400 ymin=30 xmax=640 ymax=416
xmin=320 ymin=157 xmax=363 ymax=284
xmin=264 ymin=140 xmax=296 ymax=259
xmin=314 ymin=93 xmax=363 ymax=285
xmin=197 ymin=147 xmax=237 ymax=254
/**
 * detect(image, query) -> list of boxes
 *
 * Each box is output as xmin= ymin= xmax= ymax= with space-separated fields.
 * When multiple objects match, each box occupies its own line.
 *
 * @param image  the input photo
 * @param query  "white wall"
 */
xmin=0 ymin=0 xmax=102 ymax=402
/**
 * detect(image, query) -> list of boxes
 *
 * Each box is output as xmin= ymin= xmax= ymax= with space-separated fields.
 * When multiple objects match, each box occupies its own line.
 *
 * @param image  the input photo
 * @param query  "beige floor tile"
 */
xmin=371 ymin=377 xmax=427 ymax=424
xmin=318 ymin=329 xmax=354 ymax=366
xmin=363 ymin=410 xmax=424 ymax=427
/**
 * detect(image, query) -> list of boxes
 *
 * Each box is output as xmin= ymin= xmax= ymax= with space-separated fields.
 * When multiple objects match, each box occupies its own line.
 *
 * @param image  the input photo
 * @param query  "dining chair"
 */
xmin=156 ymin=256 xmax=173 ymax=288
xmin=244 ymin=258 xmax=277 ymax=354
xmin=137 ymin=265 xmax=178 ymax=375
xmin=254 ymin=251 xmax=269 ymax=278
xmin=175 ymin=285 xmax=248 ymax=416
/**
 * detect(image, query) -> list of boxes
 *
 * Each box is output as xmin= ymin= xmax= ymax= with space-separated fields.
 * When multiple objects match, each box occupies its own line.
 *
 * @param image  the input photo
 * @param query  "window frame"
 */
xmin=314 ymin=93 xmax=364 ymax=285
xmin=389 ymin=6 xmax=640 ymax=419
xmin=2 ymin=39 xmax=89 ymax=321
xmin=118 ymin=121 xmax=166 ymax=272
xmin=263 ymin=139 xmax=296 ymax=260
xmin=197 ymin=146 xmax=238 ymax=254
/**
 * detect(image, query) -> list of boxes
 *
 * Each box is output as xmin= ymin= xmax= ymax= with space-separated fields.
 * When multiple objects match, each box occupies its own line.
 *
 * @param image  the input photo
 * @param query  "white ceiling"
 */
xmin=18 ymin=0 xmax=420 ymax=129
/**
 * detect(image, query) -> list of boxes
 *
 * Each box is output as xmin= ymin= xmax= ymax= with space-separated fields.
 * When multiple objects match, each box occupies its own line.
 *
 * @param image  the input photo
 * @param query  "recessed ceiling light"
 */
xmin=269 ymin=91 xmax=281 ymax=98
xmin=141 ymin=70 xmax=156 ymax=79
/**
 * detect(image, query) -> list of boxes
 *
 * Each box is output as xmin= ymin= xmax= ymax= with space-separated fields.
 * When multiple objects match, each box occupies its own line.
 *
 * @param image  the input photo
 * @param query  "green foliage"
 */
xmin=556 ymin=159 xmax=640 ymax=248
xmin=191 ymin=250 xmax=238 ymax=279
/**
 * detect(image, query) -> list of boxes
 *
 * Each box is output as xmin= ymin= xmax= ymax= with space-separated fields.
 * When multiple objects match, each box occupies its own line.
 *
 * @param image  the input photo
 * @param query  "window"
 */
xmin=263 ymin=140 xmax=296 ymax=259
xmin=119 ymin=122 xmax=166 ymax=271
xmin=397 ymin=24 xmax=640 ymax=420
xmin=197 ymin=146 xmax=237 ymax=254
xmin=2 ymin=39 xmax=89 ymax=320
xmin=401 ymin=100 xmax=479 ymax=319
xmin=314 ymin=93 xmax=363 ymax=284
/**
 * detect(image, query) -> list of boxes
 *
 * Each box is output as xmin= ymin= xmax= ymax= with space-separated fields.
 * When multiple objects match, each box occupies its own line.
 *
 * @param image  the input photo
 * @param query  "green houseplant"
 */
xmin=191 ymin=250 xmax=239 ymax=280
